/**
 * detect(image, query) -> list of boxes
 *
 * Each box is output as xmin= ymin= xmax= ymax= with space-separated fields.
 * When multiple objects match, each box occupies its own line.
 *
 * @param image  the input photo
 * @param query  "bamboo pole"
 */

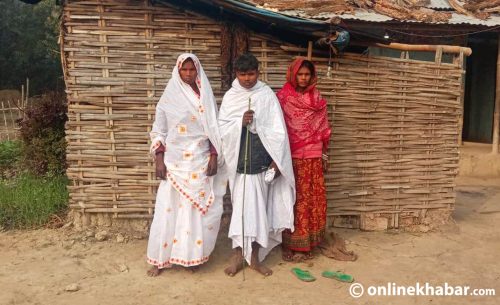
xmin=375 ymin=43 xmax=472 ymax=56
xmin=492 ymin=34 xmax=500 ymax=154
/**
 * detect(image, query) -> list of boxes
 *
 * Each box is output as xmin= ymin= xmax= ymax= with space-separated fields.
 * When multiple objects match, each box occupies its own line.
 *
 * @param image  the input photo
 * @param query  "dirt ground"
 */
xmin=1 ymin=176 xmax=499 ymax=305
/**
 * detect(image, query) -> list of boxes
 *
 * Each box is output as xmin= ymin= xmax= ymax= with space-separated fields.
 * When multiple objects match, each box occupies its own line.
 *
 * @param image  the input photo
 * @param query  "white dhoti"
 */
xmin=147 ymin=180 xmax=222 ymax=268
xmin=228 ymin=173 xmax=284 ymax=264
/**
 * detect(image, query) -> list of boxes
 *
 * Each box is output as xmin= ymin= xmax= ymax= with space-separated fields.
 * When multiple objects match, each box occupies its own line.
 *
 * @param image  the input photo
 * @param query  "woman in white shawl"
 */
xmin=147 ymin=53 xmax=227 ymax=276
xmin=219 ymin=53 xmax=295 ymax=276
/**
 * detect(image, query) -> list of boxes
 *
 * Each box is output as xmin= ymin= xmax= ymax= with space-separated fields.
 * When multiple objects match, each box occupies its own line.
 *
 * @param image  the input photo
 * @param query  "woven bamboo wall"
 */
xmin=63 ymin=0 xmax=462 ymax=230
xmin=250 ymin=38 xmax=462 ymax=229
xmin=324 ymin=54 xmax=461 ymax=230
xmin=63 ymin=0 xmax=222 ymax=219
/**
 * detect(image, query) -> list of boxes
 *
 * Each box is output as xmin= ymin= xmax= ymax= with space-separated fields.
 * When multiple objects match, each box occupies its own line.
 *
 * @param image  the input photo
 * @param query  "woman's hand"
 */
xmin=322 ymin=147 xmax=329 ymax=174
xmin=155 ymin=153 xmax=167 ymax=179
xmin=207 ymin=155 xmax=218 ymax=176
xmin=322 ymin=158 xmax=328 ymax=174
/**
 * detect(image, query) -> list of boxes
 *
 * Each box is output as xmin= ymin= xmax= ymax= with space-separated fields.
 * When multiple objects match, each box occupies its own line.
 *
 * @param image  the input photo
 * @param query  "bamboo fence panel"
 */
xmin=251 ymin=35 xmax=461 ymax=229
xmin=0 ymin=100 xmax=25 ymax=141
xmin=63 ymin=0 xmax=462 ymax=230
xmin=63 ymin=0 xmax=222 ymax=218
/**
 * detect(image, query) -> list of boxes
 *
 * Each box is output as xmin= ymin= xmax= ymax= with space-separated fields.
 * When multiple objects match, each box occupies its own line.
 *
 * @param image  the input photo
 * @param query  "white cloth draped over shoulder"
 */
xmin=147 ymin=53 xmax=227 ymax=268
xmin=218 ymin=79 xmax=295 ymax=264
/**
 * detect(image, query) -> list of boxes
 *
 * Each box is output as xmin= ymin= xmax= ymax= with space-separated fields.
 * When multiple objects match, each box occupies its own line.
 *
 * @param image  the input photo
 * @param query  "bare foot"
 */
xmin=250 ymin=247 xmax=272 ymax=276
xmin=304 ymin=251 xmax=314 ymax=260
xmin=250 ymin=259 xmax=273 ymax=276
xmin=147 ymin=266 xmax=163 ymax=277
xmin=224 ymin=251 xmax=244 ymax=277
xmin=282 ymin=247 xmax=294 ymax=262
xmin=187 ymin=265 xmax=200 ymax=273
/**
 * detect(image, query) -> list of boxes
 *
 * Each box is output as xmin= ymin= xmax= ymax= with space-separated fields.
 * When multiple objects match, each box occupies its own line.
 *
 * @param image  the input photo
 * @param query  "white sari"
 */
xmin=147 ymin=53 xmax=227 ymax=268
xmin=219 ymin=79 xmax=295 ymax=264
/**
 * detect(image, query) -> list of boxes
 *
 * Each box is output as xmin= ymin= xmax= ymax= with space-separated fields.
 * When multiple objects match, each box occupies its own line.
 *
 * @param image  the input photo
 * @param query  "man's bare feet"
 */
xmin=224 ymin=250 xmax=244 ymax=277
xmin=249 ymin=261 xmax=273 ymax=276
xmin=147 ymin=266 xmax=163 ymax=277
xmin=250 ymin=244 xmax=272 ymax=276
xmin=250 ymin=257 xmax=273 ymax=276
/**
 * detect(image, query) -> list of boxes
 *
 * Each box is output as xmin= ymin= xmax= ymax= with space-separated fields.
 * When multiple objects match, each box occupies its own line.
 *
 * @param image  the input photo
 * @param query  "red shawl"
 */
xmin=277 ymin=58 xmax=331 ymax=152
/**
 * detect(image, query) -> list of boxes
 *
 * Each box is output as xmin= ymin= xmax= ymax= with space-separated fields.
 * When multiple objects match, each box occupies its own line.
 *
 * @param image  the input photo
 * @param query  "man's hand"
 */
xmin=242 ymin=110 xmax=254 ymax=127
xmin=207 ymin=155 xmax=218 ymax=176
xmin=155 ymin=154 xmax=167 ymax=179
xmin=269 ymin=161 xmax=281 ymax=178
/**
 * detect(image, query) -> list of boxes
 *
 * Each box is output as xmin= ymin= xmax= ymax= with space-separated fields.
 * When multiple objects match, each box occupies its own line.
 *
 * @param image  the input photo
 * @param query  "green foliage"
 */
xmin=0 ymin=0 xmax=63 ymax=94
xmin=18 ymin=91 xmax=67 ymax=176
xmin=0 ymin=174 xmax=68 ymax=229
xmin=0 ymin=140 xmax=22 ymax=178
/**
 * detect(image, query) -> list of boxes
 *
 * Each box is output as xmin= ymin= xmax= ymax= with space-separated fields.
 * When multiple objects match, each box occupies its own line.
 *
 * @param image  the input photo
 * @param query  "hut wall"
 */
xmin=63 ymin=0 xmax=222 ymax=225
xmin=63 ymin=0 xmax=462 ymax=230
xmin=249 ymin=38 xmax=462 ymax=230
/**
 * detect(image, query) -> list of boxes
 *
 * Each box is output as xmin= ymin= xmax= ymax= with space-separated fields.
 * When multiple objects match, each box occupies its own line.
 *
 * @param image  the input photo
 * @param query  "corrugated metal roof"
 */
xmin=427 ymin=0 xmax=453 ymax=10
xmin=448 ymin=12 xmax=500 ymax=26
xmin=336 ymin=11 xmax=500 ymax=27
xmin=250 ymin=0 xmax=500 ymax=27
xmin=257 ymin=7 xmax=500 ymax=27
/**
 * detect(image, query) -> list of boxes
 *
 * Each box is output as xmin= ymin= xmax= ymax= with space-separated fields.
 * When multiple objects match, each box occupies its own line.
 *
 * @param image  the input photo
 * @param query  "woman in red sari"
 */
xmin=277 ymin=59 xmax=331 ymax=261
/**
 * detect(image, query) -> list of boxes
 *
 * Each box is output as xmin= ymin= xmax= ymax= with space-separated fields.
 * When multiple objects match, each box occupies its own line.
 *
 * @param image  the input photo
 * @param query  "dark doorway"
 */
xmin=463 ymin=33 xmax=498 ymax=143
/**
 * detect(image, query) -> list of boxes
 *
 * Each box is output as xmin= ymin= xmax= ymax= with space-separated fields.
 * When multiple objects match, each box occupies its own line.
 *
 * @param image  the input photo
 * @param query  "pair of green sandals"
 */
xmin=291 ymin=268 xmax=354 ymax=283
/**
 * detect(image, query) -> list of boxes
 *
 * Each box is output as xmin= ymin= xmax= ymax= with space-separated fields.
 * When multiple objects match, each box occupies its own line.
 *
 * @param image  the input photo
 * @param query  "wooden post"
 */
xmin=1 ymin=101 xmax=9 ymax=141
xmin=457 ymin=50 xmax=466 ymax=146
xmin=26 ymin=78 xmax=29 ymax=106
xmin=21 ymin=85 xmax=24 ymax=108
xmin=307 ymin=41 xmax=313 ymax=60
xmin=493 ymin=34 xmax=500 ymax=154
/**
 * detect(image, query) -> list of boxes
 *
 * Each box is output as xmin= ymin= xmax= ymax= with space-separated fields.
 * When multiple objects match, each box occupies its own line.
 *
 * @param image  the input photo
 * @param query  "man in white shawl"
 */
xmin=147 ymin=53 xmax=227 ymax=276
xmin=219 ymin=53 xmax=295 ymax=277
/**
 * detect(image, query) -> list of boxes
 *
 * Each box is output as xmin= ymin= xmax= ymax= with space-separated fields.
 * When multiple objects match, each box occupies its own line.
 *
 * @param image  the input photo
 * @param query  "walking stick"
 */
xmin=241 ymin=97 xmax=252 ymax=281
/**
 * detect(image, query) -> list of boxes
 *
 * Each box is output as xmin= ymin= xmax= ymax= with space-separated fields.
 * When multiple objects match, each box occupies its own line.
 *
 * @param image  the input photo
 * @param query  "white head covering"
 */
xmin=158 ymin=53 xmax=224 ymax=160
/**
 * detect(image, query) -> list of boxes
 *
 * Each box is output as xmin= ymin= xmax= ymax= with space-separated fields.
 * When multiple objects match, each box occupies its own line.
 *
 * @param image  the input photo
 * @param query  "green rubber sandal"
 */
xmin=322 ymin=270 xmax=354 ymax=283
xmin=291 ymin=268 xmax=316 ymax=282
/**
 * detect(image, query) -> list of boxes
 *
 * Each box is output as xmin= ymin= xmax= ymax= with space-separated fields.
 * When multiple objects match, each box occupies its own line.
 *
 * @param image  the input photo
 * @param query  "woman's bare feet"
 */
xmin=224 ymin=250 xmax=244 ymax=277
xmin=147 ymin=266 xmax=163 ymax=277
xmin=282 ymin=247 xmax=294 ymax=262
xmin=187 ymin=265 xmax=200 ymax=273
xmin=304 ymin=251 xmax=314 ymax=260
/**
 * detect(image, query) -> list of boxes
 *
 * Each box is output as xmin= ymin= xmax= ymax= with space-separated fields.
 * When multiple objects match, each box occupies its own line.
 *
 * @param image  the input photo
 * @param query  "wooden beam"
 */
xmin=493 ymin=34 xmax=500 ymax=154
xmin=307 ymin=41 xmax=313 ymax=60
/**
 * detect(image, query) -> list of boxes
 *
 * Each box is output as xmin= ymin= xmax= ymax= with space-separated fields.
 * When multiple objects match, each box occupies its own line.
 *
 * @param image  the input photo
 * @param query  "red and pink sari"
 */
xmin=277 ymin=58 xmax=331 ymax=252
